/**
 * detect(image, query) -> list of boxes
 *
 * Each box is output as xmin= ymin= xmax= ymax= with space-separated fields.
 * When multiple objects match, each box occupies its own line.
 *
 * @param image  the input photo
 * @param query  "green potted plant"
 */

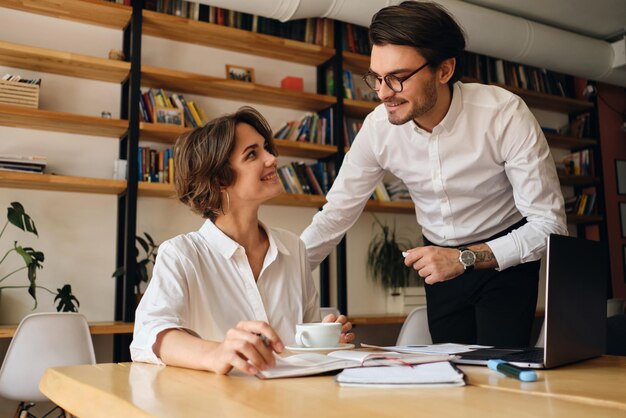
xmin=1 ymin=202 xmax=79 ymax=312
xmin=367 ymin=215 xmax=420 ymax=313
xmin=112 ymin=232 xmax=159 ymax=305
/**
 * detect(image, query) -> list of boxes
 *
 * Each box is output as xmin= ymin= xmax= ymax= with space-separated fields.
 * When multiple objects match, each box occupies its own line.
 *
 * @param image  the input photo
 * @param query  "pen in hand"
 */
xmin=488 ymin=359 xmax=537 ymax=382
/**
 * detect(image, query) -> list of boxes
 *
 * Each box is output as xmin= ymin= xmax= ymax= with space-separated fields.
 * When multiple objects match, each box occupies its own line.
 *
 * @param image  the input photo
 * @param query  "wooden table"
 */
xmin=40 ymin=356 xmax=626 ymax=418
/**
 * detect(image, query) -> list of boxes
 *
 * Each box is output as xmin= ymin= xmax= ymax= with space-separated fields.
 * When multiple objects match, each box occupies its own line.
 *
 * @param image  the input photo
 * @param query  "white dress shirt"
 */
xmin=131 ymin=220 xmax=320 ymax=365
xmin=301 ymin=82 xmax=567 ymax=271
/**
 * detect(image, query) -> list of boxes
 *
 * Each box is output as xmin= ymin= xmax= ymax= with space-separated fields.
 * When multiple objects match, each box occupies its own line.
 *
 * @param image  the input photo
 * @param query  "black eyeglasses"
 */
xmin=362 ymin=62 xmax=430 ymax=93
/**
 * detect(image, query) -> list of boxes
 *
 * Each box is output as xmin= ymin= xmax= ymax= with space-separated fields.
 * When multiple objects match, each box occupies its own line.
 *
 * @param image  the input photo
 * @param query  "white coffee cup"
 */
xmin=295 ymin=322 xmax=341 ymax=348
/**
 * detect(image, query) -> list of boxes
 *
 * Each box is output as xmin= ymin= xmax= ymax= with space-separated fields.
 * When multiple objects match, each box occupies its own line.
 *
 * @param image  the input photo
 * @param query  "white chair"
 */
xmin=320 ymin=307 xmax=341 ymax=320
xmin=0 ymin=313 xmax=96 ymax=418
xmin=396 ymin=306 xmax=432 ymax=345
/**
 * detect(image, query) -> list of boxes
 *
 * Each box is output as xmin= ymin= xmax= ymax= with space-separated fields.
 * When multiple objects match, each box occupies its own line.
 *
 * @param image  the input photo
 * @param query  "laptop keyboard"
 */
xmin=502 ymin=348 xmax=544 ymax=363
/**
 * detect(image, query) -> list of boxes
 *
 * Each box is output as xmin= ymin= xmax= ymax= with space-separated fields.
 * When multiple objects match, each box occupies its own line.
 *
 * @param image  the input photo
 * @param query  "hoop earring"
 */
xmin=221 ymin=190 xmax=230 ymax=214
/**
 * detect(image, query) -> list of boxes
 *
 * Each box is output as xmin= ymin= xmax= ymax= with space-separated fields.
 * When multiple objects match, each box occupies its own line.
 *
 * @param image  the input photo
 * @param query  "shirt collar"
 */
xmin=199 ymin=219 xmax=291 ymax=259
xmin=437 ymin=82 xmax=463 ymax=133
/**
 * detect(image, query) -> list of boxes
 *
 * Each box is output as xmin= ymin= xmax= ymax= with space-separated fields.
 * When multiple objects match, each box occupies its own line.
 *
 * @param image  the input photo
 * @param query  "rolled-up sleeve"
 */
xmin=130 ymin=242 xmax=194 ymax=364
xmin=487 ymin=96 xmax=568 ymax=270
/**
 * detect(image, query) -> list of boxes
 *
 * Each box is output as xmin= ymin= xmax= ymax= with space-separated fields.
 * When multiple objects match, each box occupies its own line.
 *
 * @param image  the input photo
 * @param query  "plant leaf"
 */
xmin=112 ymin=266 xmax=126 ymax=277
xmin=136 ymin=236 xmax=149 ymax=253
xmin=7 ymin=202 xmax=38 ymax=236
xmin=144 ymin=232 xmax=155 ymax=246
xmin=55 ymin=284 xmax=80 ymax=312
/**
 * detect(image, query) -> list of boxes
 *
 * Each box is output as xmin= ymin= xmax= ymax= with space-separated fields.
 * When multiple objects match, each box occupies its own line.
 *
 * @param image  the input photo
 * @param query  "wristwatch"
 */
xmin=458 ymin=246 xmax=476 ymax=271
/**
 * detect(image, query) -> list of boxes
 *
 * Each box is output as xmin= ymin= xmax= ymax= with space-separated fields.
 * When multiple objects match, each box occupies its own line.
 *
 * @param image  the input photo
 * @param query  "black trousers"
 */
xmin=423 ymin=219 xmax=540 ymax=347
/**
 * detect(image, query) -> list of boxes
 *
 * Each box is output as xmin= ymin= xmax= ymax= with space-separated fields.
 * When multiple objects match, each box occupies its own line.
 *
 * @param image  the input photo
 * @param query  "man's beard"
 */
xmin=386 ymin=78 xmax=438 ymax=125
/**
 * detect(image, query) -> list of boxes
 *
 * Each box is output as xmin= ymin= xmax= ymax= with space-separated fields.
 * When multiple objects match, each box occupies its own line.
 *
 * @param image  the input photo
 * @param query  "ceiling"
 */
xmin=461 ymin=0 xmax=626 ymax=41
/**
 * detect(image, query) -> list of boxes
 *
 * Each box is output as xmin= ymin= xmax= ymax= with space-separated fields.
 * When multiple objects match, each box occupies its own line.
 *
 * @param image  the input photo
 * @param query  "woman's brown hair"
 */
xmin=174 ymin=106 xmax=276 ymax=220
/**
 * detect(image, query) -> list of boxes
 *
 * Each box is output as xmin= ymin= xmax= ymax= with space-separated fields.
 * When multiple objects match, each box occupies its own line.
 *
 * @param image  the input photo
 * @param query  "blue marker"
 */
xmin=487 ymin=359 xmax=537 ymax=382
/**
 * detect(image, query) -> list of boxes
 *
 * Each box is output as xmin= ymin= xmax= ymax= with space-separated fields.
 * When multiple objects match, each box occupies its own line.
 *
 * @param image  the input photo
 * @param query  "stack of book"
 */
xmin=138 ymin=147 xmax=174 ymax=184
xmin=139 ymin=88 xmax=207 ymax=129
xmin=385 ymin=179 xmax=412 ymax=201
xmin=0 ymin=154 xmax=47 ymax=174
xmin=278 ymin=161 xmax=334 ymax=196
xmin=274 ymin=110 xmax=334 ymax=146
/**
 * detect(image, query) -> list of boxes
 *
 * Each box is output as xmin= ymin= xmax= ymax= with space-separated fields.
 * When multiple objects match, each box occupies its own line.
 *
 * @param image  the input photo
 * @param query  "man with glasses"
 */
xmin=301 ymin=1 xmax=566 ymax=347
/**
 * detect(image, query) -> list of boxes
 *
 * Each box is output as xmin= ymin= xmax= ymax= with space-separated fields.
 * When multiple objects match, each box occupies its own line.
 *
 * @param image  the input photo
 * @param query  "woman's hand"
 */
xmin=209 ymin=321 xmax=284 ymax=376
xmin=322 ymin=313 xmax=355 ymax=344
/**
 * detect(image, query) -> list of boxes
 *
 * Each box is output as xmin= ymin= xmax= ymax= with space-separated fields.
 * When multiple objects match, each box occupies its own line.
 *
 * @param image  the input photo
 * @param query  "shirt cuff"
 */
xmin=487 ymin=234 xmax=520 ymax=271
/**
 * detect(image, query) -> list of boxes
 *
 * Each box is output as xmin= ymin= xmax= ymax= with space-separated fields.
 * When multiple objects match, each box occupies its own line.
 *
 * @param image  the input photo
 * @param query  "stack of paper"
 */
xmin=335 ymin=361 xmax=465 ymax=388
xmin=256 ymin=350 xmax=453 ymax=380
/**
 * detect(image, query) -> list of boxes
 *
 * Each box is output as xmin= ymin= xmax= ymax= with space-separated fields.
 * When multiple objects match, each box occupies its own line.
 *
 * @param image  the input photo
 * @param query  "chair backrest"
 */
xmin=320 ymin=307 xmax=341 ymax=320
xmin=0 ymin=312 xmax=96 ymax=402
xmin=396 ymin=306 xmax=432 ymax=345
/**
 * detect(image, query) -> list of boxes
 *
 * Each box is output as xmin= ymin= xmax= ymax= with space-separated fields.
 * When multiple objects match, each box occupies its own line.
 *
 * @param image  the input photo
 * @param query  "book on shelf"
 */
xmin=277 ymin=161 xmax=334 ymax=196
xmin=561 ymin=149 xmax=592 ymax=176
xmin=565 ymin=192 xmax=597 ymax=216
xmin=335 ymin=361 xmax=465 ymax=388
xmin=0 ymin=154 xmax=46 ymax=174
xmin=138 ymin=146 xmax=174 ymax=184
xmin=275 ymin=111 xmax=333 ymax=145
xmin=141 ymin=1 xmax=333 ymax=47
xmin=256 ymin=349 xmax=453 ymax=380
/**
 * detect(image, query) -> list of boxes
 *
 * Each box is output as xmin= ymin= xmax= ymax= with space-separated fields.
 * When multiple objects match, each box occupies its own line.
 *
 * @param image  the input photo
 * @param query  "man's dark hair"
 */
xmin=369 ymin=1 xmax=466 ymax=85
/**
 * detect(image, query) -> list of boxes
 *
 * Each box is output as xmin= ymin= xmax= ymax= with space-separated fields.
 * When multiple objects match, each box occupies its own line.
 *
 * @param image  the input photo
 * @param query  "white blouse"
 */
xmin=131 ymin=220 xmax=320 ymax=365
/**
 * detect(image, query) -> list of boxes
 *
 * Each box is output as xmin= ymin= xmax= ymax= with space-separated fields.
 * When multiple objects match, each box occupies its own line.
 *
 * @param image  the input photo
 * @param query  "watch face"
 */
xmin=460 ymin=250 xmax=476 ymax=266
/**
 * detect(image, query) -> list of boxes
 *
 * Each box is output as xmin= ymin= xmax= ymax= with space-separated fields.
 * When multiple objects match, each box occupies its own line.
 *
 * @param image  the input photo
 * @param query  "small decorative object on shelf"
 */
xmin=108 ymin=48 xmax=125 ymax=61
xmin=226 ymin=64 xmax=255 ymax=83
xmin=101 ymin=111 xmax=112 ymax=119
xmin=280 ymin=76 xmax=304 ymax=92
xmin=1 ymin=202 xmax=79 ymax=312
xmin=154 ymin=106 xmax=183 ymax=126
xmin=0 ymin=74 xmax=40 ymax=109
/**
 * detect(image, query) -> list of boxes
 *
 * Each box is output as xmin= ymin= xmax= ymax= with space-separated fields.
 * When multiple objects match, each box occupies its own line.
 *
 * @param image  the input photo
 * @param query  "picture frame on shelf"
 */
xmin=154 ymin=106 xmax=183 ymax=126
xmin=616 ymin=160 xmax=626 ymax=195
xmin=620 ymin=202 xmax=626 ymax=239
xmin=226 ymin=64 xmax=255 ymax=83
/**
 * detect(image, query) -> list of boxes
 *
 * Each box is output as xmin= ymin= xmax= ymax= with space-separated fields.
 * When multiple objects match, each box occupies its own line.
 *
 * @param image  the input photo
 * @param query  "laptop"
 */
xmin=453 ymin=234 xmax=607 ymax=369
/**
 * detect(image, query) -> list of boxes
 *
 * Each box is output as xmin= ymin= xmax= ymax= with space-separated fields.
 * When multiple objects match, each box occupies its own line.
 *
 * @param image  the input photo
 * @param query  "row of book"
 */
xmin=1 ymin=74 xmax=41 ymax=85
xmin=561 ymin=149 xmax=593 ymax=177
xmin=0 ymin=154 xmax=46 ymax=174
xmin=278 ymin=161 xmax=335 ymax=196
xmin=137 ymin=1 xmax=335 ymax=48
xmin=275 ymin=110 xmax=334 ymax=146
xmin=463 ymin=52 xmax=576 ymax=98
xmin=371 ymin=179 xmax=412 ymax=202
xmin=138 ymin=146 xmax=174 ymax=184
xmin=341 ymin=23 xmax=370 ymax=55
xmin=139 ymin=89 xmax=207 ymax=129
xmin=565 ymin=193 xmax=597 ymax=216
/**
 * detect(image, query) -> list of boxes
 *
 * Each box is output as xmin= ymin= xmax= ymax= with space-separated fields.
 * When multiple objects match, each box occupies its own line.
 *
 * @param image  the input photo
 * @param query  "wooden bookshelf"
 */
xmin=348 ymin=314 xmax=407 ymax=326
xmin=0 ymin=321 xmax=133 ymax=339
xmin=142 ymin=9 xmax=335 ymax=66
xmin=344 ymin=98 xmax=378 ymax=118
xmin=0 ymin=172 xmax=126 ymax=195
xmin=274 ymin=140 xmax=338 ymax=159
xmin=494 ymin=83 xmax=594 ymax=113
xmin=343 ymin=51 xmax=369 ymax=74
xmin=544 ymin=132 xmax=597 ymax=150
xmin=0 ymin=104 xmax=128 ymax=137
xmin=141 ymin=65 xmax=336 ymax=112
xmin=559 ymin=174 xmax=599 ymax=186
xmin=138 ymin=124 xmax=338 ymax=159
xmin=0 ymin=41 xmax=130 ymax=83
xmin=0 ymin=0 xmax=131 ymax=29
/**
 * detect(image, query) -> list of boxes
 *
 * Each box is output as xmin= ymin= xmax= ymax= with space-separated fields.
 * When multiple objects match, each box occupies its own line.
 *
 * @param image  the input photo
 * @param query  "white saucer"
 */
xmin=284 ymin=343 xmax=355 ymax=354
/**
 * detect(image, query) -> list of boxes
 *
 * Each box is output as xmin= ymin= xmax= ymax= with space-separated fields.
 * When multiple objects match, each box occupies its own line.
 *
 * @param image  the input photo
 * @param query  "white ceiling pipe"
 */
xmin=197 ymin=0 xmax=626 ymax=87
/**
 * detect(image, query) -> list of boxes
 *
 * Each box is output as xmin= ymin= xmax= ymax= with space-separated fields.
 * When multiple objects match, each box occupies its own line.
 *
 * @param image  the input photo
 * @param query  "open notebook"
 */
xmin=256 ymin=350 xmax=453 ymax=380
xmin=336 ymin=361 xmax=466 ymax=388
